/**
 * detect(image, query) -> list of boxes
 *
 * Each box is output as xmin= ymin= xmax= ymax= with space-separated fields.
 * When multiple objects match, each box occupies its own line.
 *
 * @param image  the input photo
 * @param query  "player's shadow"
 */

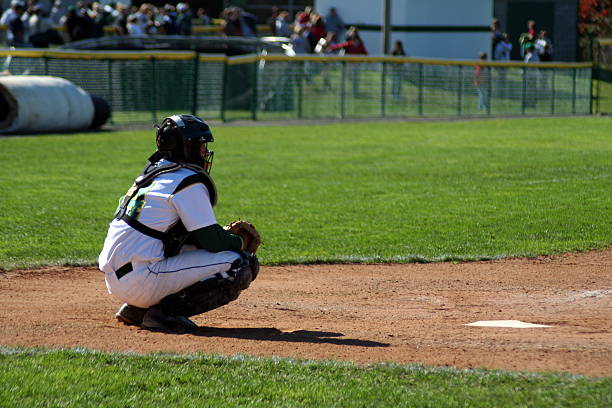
xmin=192 ymin=327 xmax=389 ymax=348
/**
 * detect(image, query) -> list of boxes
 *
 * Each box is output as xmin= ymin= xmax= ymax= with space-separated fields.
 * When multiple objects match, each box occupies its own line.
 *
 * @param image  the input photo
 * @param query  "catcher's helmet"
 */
xmin=155 ymin=114 xmax=214 ymax=173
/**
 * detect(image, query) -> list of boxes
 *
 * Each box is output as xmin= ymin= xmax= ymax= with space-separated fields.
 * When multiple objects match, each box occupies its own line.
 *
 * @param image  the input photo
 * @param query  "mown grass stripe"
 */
xmin=0 ymin=117 xmax=610 ymax=270
xmin=1 ymin=347 xmax=610 ymax=407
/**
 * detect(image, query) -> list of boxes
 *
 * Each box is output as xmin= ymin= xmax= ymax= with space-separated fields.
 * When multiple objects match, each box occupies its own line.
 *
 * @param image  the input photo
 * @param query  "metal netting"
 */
xmin=0 ymin=52 xmax=594 ymax=124
xmin=195 ymin=58 xmax=226 ymax=120
xmin=4 ymin=57 xmax=46 ymax=75
xmin=251 ymin=58 xmax=592 ymax=120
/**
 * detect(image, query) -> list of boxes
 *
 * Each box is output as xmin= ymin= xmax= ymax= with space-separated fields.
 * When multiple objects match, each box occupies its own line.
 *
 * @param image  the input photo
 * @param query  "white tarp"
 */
xmin=0 ymin=75 xmax=94 ymax=133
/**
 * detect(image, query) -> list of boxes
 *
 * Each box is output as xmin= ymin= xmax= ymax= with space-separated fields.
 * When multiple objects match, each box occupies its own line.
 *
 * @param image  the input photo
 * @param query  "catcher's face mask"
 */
xmin=200 ymin=141 xmax=214 ymax=174
xmin=156 ymin=114 xmax=215 ymax=173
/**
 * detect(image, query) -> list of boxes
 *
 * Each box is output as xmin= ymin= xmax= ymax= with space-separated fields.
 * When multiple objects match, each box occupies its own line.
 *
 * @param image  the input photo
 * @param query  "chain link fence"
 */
xmin=0 ymin=50 xmax=594 ymax=125
xmin=592 ymin=38 xmax=612 ymax=115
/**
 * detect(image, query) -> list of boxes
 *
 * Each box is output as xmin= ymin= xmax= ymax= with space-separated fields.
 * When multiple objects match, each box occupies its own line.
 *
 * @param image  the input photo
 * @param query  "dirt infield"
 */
xmin=1 ymin=249 xmax=610 ymax=377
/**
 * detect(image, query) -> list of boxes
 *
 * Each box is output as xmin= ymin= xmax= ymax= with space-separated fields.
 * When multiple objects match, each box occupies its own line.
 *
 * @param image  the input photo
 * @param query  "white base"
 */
xmin=465 ymin=320 xmax=552 ymax=328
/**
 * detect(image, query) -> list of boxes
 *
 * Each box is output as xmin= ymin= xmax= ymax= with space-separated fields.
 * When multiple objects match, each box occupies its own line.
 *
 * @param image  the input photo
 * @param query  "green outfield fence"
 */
xmin=0 ymin=49 xmax=597 ymax=125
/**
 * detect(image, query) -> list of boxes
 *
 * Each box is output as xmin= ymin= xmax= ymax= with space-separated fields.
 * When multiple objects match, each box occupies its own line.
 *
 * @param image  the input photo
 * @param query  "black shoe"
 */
xmin=116 ymin=303 xmax=148 ymax=326
xmin=141 ymin=306 xmax=198 ymax=333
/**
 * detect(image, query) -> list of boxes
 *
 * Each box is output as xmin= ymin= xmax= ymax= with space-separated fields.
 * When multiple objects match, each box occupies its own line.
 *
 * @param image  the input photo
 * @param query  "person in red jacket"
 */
xmin=327 ymin=26 xmax=368 ymax=97
xmin=327 ymin=26 xmax=368 ymax=55
xmin=308 ymin=12 xmax=326 ymax=51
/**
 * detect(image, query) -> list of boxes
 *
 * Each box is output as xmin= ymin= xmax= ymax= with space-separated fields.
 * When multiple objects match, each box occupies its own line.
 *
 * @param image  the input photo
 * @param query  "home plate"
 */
xmin=465 ymin=320 xmax=552 ymax=328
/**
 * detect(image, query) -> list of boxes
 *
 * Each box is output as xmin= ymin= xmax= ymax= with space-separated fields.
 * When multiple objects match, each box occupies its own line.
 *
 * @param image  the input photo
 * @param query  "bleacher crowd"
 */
xmin=0 ymin=0 xmax=367 ymax=57
xmin=0 ymin=0 xmax=217 ymax=47
xmin=1 ymin=0 xmax=555 ymax=65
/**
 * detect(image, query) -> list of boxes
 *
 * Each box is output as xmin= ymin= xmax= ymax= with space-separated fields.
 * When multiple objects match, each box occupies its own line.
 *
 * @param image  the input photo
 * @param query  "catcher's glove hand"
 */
xmin=224 ymin=220 xmax=262 ymax=254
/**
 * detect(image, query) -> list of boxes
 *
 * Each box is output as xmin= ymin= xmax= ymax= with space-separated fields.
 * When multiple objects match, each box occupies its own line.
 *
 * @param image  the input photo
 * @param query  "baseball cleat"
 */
xmin=116 ymin=303 xmax=148 ymax=326
xmin=140 ymin=306 xmax=198 ymax=333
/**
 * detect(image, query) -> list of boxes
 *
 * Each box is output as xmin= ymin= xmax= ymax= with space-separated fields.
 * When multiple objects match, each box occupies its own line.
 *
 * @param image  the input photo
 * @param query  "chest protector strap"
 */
xmin=114 ymin=158 xmax=217 ymax=257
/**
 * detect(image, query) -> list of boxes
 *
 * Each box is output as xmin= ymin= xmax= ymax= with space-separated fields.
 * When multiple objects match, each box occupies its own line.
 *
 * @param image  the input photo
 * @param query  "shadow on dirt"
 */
xmin=192 ymin=327 xmax=390 ymax=347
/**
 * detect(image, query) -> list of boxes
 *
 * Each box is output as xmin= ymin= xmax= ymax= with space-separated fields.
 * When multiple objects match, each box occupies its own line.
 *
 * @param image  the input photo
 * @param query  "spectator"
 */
xmin=324 ymin=7 xmax=344 ymax=41
xmin=133 ymin=4 xmax=150 ymax=30
xmin=35 ymin=0 xmax=52 ymax=14
xmin=308 ymin=13 xmax=326 ymax=52
xmin=327 ymin=26 xmax=367 ymax=55
xmin=99 ymin=4 xmax=117 ymax=27
xmin=1 ymin=1 xmax=25 ymax=45
xmin=294 ymin=6 xmax=311 ymax=29
xmin=5 ymin=2 xmax=27 ymax=46
xmin=265 ymin=6 xmax=278 ymax=35
xmin=221 ymin=6 xmax=242 ymax=36
xmin=391 ymin=40 xmax=406 ymax=100
xmin=494 ymin=32 xmax=512 ymax=61
xmin=50 ymin=0 xmax=66 ymax=24
xmin=113 ymin=2 xmax=129 ymax=35
xmin=392 ymin=39 xmax=406 ymax=56
xmin=28 ymin=5 xmax=54 ymax=46
xmin=527 ymin=20 xmax=537 ymax=39
xmin=89 ymin=2 xmax=107 ymax=38
xmin=314 ymin=30 xmax=333 ymax=54
xmin=321 ymin=31 xmax=338 ymax=53
xmin=473 ymin=51 xmax=490 ymax=111
xmin=64 ymin=5 xmax=91 ymax=41
xmin=524 ymin=44 xmax=540 ymax=63
xmin=222 ymin=6 xmax=256 ymax=38
xmin=126 ymin=14 xmax=145 ymax=35
xmin=0 ymin=1 xmax=21 ymax=25
xmin=494 ymin=33 xmax=512 ymax=98
xmin=274 ymin=10 xmax=292 ymax=37
xmin=21 ymin=0 xmax=34 ymax=41
xmin=176 ymin=3 xmax=192 ymax=35
xmin=539 ymin=43 xmax=552 ymax=62
xmin=144 ymin=6 xmax=160 ymax=34
xmin=196 ymin=8 xmax=210 ymax=26
xmin=535 ymin=30 xmax=553 ymax=61
xmin=290 ymin=25 xmax=310 ymax=54
xmin=490 ymin=18 xmax=504 ymax=59
xmin=519 ymin=20 xmax=537 ymax=57
xmin=239 ymin=7 xmax=257 ymax=37
xmin=160 ymin=4 xmax=177 ymax=35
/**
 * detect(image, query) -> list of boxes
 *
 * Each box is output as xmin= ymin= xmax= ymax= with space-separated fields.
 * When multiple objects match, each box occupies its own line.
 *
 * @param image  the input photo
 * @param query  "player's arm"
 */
xmin=191 ymin=224 xmax=243 ymax=252
xmin=171 ymin=182 xmax=244 ymax=253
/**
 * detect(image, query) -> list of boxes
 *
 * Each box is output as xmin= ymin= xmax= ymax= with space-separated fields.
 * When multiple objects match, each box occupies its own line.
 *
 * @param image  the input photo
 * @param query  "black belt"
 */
xmin=116 ymin=263 xmax=133 ymax=280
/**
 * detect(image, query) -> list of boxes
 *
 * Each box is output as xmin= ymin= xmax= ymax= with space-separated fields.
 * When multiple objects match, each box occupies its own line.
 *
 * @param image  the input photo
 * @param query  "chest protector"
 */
xmin=114 ymin=156 xmax=217 ymax=257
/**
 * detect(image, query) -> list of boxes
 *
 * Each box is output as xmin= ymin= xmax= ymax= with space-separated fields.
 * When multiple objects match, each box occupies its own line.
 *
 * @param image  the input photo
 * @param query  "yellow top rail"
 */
xmin=0 ymin=49 xmax=196 ymax=60
xmin=260 ymin=54 xmax=593 ymax=69
xmin=0 ymin=48 xmax=593 ymax=68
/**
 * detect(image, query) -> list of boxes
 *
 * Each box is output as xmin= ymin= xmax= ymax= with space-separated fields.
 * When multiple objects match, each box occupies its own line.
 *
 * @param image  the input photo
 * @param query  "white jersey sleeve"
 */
xmin=170 ymin=183 xmax=217 ymax=231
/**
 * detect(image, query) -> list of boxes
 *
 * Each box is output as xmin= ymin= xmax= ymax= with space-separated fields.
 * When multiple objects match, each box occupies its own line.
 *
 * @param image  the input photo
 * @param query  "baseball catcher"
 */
xmin=99 ymin=114 xmax=261 ymax=332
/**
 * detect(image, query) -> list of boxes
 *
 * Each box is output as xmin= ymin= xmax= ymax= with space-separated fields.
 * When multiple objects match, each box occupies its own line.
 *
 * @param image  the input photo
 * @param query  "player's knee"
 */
xmin=158 ymin=253 xmax=259 ymax=317
xmin=231 ymin=251 xmax=259 ymax=285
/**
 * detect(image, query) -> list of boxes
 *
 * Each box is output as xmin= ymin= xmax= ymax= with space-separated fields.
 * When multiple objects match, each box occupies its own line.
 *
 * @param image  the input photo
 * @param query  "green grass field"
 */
xmin=1 ymin=349 xmax=610 ymax=408
xmin=0 ymin=117 xmax=610 ymax=269
xmin=0 ymin=117 xmax=611 ymax=406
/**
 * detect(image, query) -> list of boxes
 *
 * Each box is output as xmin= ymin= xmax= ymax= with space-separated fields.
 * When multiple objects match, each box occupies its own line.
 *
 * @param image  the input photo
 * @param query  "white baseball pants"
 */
xmin=104 ymin=247 xmax=241 ymax=308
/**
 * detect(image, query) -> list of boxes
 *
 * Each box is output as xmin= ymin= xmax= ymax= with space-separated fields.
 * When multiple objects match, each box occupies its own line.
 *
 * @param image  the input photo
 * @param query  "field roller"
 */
xmin=0 ymin=75 xmax=111 ymax=134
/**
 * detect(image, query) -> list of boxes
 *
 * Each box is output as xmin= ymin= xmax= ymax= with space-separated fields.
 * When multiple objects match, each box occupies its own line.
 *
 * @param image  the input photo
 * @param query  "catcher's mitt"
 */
xmin=224 ymin=220 xmax=262 ymax=254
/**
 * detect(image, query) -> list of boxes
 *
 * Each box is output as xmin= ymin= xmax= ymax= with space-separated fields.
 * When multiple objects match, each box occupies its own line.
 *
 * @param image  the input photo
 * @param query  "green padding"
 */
xmin=192 ymin=224 xmax=242 ymax=253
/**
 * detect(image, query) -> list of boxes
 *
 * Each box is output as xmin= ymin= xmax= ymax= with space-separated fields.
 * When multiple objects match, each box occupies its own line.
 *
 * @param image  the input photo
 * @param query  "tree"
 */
xmin=578 ymin=0 xmax=611 ymax=61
